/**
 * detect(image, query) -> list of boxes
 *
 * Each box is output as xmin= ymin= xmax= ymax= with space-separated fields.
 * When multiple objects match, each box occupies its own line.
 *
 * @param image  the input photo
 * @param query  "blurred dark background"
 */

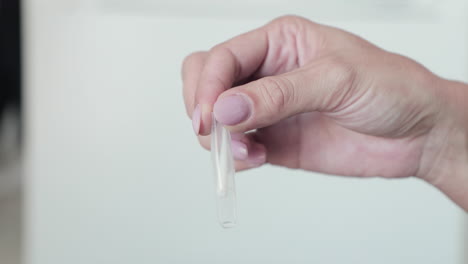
xmin=0 ymin=0 xmax=21 ymax=119
xmin=0 ymin=4 xmax=21 ymax=264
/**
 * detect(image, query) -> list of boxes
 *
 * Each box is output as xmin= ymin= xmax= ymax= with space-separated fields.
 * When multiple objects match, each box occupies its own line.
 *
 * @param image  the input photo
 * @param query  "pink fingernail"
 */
xmin=192 ymin=104 xmax=201 ymax=135
xmin=247 ymin=144 xmax=266 ymax=167
xmin=231 ymin=140 xmax=248 ymax=160
xmin=214 ymin=94 xmax=251 ymax=125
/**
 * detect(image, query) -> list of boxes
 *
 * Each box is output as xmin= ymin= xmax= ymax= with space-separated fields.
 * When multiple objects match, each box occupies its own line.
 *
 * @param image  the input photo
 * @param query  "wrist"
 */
xmin=419 ymin=78 xmax=468 ymax=211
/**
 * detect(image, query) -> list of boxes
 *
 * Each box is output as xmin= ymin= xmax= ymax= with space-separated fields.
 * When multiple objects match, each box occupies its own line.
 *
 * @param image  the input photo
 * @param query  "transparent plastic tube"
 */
xmin=211 ymin=115 xmax=237 ymax=228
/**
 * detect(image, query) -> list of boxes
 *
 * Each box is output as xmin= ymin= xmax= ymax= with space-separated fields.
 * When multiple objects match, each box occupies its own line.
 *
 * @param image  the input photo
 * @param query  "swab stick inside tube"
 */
xmin=211 ymin=114 xmax=237 ymax=228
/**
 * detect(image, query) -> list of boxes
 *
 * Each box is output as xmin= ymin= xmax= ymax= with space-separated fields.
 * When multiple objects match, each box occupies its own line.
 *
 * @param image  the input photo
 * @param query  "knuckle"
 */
xmin=268 ymin=15 xmax=317 ymax=34
xmin=320 ymin=54 xmax=358 ymax=111
xmin=271 ymin=15 xmax=307 ymax=27
xmin=209 ymin=44 xmax=230 ymax=57
xmin=209 ymin=44 xmax=222 ymax=54
xmin=181 ymin=51 xmax=205 ymax=78
xmin=182 ymin=51 xmax=204 ymax=68
xmin=209 ymin=44 xmax=236 ymax=66
xmin=326 ymin=55 xmax=357 ymax=91
xmin=257 ymin=77 xmax=294 ymax=115
xmin=206 ymin=45 xmax=240 ymax=86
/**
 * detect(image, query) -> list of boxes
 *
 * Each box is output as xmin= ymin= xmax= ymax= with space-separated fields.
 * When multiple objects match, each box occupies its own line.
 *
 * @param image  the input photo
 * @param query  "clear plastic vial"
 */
xmin=211 ymin=115 xmax=237 ymax=228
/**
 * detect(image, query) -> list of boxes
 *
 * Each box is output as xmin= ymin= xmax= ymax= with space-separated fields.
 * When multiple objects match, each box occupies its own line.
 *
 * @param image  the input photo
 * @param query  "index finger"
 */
xmin=194 ymin=25 xmax=269 ymax=135
xmin=194 ymin=16 xmax=326 ymax=135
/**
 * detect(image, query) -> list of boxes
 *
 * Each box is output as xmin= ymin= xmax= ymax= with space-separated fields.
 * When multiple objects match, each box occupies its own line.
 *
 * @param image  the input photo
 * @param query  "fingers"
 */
xmin=193 ymin=27 xmax=269 ymax=135
xmin=182 ymin=51 xmax=208 ymax=117
xmin=184 ymin=15 xmax=361 ymax=136
xmin=192 ymin=16 xmax=323 ymax=136
xmin=236 ymin=141 xmax=267 ymax=169
xmin=231 ymin=133 xmax=267 ymax=168
xmin=213 ymin=56 xmax=358 ymax=133
xmin=183 ymin=16 xmax=356 ymax=172
xmin=233 ymin=142 xmax=267 ymax=171
xmin=196 ymin=132 xmax=267 ymax=171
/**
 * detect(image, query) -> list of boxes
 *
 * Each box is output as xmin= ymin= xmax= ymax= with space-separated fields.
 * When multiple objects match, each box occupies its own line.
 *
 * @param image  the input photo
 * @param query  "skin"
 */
xmin=181 ymin=16 xmax=468 ymax=211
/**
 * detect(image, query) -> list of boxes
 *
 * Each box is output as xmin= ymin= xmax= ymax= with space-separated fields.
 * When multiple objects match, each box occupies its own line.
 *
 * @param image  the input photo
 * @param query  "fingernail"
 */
xmin=231 ymin=140 xmax=248 ymax=160
xmin=192 ymin=104 xmax=201 ymax=135
xmin=247 ymin=144 xmax=266 ymax=167
xmin=214 ymin=94 xmax=251 ymax=126
xmin=199 ymin=104 xmax=212 ymax=135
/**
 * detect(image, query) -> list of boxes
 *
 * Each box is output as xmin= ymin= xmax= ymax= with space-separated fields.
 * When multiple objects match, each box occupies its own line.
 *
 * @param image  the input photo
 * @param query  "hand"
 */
xmin=182 ymin=16 xmax=468 ymax=210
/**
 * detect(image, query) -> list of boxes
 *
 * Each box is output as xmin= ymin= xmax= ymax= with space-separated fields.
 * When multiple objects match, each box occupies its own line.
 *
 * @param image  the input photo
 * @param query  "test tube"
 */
xmin=211 ymin=114 xmax=237 ymax=228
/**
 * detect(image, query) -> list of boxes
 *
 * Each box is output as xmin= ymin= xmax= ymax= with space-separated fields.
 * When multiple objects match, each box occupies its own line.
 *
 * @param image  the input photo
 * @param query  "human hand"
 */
xmin=182 ymin=16 xmax=468 ymax=210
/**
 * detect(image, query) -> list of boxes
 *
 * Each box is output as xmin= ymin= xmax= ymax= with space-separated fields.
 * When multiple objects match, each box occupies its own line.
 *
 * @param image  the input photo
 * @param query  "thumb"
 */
xmin=213 ymin=59 xmax=356 ymax=132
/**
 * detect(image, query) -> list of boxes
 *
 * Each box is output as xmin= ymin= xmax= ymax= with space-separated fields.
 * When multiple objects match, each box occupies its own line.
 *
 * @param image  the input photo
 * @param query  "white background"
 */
xmin=22 ymin=0 xmax=468 ymax=263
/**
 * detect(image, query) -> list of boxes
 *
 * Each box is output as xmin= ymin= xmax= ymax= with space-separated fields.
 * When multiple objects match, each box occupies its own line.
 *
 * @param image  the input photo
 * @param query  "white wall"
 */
xmin=23 ymin=1 xmax=468 ymax=264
